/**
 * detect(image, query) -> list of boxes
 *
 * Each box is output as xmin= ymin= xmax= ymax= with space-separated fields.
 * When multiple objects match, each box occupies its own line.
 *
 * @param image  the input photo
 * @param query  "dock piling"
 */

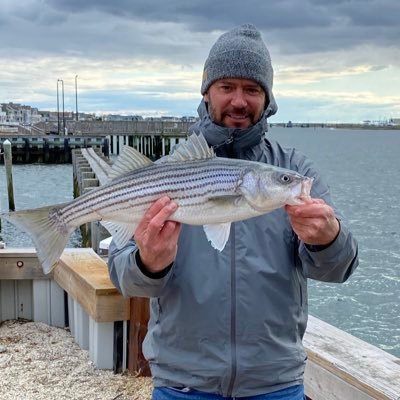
xmin=3 ymin=139 xmax=15 ymax=211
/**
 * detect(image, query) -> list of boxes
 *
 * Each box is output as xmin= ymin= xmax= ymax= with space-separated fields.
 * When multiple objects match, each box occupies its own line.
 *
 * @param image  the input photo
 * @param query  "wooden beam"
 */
xmin=0 ymin=248 xmax=49 ymax=279
xmin=304 ymin=315 xmax=400 ymax=400
xmin=128 ymin=297 xmax=151 ymax=376
xmin=53 ymin=248 xmax=129 ymax=323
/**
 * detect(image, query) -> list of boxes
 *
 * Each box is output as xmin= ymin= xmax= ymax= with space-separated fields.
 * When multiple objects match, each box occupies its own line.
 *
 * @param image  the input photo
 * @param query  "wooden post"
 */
xmin=3 ymin=139 xmax=15 ymax=211
xmin=128 ymin=297 xmax=151 ymax=376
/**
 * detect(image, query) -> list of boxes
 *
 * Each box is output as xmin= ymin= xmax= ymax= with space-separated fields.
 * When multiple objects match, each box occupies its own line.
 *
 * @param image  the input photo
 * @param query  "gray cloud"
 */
xmin=1 ymin=0 xmax=399 ymax=121
xmin=1 ymin=0 xmax=399 ymax=60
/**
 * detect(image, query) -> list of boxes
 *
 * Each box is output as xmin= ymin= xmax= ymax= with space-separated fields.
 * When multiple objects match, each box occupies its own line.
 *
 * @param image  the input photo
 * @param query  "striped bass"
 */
xmin=0 ymin=133 xmax=313 ymax=273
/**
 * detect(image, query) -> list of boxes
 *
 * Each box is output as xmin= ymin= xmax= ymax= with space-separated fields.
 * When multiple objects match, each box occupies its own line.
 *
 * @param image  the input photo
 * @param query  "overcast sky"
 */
xmin=1 ymin=0 xmax=399 ymax=123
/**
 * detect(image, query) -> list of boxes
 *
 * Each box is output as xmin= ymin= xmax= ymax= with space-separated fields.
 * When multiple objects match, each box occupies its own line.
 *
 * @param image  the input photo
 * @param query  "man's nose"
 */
xmin=230 ymin=89 xmax=247 ymax=108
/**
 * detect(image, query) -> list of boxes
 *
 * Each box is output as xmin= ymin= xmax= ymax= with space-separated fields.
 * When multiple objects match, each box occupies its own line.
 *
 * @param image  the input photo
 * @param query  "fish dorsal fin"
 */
xmin=108 ymin=146 xmax=153 ymax=181
xmin=160 ymin=133 xmax=215 ymax=163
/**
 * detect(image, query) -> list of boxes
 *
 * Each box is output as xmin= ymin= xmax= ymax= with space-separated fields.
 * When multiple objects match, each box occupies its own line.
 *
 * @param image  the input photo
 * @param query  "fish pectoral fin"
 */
xmin=208 ymin=194 xmax=243 ymax=205
xmin=203 ymin=222 xmax=231 ymax=252
xmin=101 ymin=221 xmax=138 ymax=248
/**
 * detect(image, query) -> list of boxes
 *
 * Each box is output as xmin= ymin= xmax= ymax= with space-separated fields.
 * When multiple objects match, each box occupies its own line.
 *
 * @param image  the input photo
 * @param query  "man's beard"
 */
xmin=207 ymin=99 xmax=258 ymax=128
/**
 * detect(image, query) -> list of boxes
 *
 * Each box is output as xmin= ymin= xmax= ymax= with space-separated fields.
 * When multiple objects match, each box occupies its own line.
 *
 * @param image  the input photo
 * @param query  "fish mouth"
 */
xmin=300 ymin=177 xmax=314 ymax=198
xmin=290 ymin=177 xmax=314 ymax=205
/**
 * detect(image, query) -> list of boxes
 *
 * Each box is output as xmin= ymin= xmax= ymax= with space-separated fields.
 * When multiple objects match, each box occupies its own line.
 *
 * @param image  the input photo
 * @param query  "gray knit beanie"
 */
xmin=201 ymin=24 xmax=277 ymax=115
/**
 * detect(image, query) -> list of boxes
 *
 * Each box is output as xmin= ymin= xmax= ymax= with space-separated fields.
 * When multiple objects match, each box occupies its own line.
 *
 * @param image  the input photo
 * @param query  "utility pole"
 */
xmin=57 ymin=80 xmax=60 ymax=134
xmin=75 ymin=74 xmax=79 ymax=121
xmin=57 ymin=79 xmax=64 ymax=135
xmin=61 ymin=79 xmax=65 ymax=134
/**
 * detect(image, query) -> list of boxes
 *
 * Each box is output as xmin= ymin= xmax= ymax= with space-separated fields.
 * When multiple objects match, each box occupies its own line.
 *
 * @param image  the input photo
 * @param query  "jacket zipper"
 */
xmin=292 ymin=232 xmax=303 ymax=307
xmin=227 ymin=223 xmax=237 ymax=396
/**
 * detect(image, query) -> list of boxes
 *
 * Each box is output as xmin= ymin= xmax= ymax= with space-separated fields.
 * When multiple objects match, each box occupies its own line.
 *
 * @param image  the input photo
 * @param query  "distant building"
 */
xmin=389 ymin=118 xmax=400 ymax=126
xmin=1 ymin=102 xmax=41 ymax=125
xmin=103 ymin=114 xmax=144 ymax=122
xmin=181 ymin=116 xmax=198 ymax=123
xmin=0 ymin=110 xmax=6 ymax=123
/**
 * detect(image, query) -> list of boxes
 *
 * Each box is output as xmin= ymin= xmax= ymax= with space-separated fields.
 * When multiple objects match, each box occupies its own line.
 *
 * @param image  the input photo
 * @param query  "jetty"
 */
xmin=0 ymin=135 xmax=108 ymax=164
xmin=0 ymin=142 xmax=399 ymax=399
xmin=3 ymin=118 xmax=399 ymax=164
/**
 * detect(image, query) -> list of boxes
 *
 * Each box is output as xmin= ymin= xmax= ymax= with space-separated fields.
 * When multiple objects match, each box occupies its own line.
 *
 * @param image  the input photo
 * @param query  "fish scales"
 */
xmin=61 ymin=159 xmax=244 ymax=226
xmin=0 ymin=133 xmax=313 ymax=273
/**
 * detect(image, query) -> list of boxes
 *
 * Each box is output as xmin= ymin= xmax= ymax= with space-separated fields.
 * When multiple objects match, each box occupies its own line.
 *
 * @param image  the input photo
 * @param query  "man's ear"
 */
xmin=203 ymin=93 xmax=209 ymax=103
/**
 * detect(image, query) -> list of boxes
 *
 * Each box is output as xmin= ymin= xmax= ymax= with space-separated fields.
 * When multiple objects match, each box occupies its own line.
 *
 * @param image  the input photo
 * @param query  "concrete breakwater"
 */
xmin=0 ymin=136 xmax=108 ymax=164
xmin=0 ymin=133 xmax=188 ymax=164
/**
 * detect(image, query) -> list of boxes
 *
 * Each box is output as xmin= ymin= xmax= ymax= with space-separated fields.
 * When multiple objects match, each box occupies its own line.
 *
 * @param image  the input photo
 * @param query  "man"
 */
xmin=108 ymin=24 xmax=358 ymax=399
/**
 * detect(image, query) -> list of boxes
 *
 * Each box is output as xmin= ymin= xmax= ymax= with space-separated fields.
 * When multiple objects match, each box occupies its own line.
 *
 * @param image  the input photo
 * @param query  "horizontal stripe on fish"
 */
xmin=0 ymin=132 xmax=312 ymax=273
xmin=60 ymin=162 xmax=244 ymax=224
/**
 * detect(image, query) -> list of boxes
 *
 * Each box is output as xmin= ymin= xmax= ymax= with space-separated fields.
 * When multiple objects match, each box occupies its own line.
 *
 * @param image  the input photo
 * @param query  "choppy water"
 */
xmin=0 ymin=164 xmax=81 ymax=248
xmin=0 ymin=127 xmax=399 ymax=358
xmin=268 ymin=127 xmax=400 ymax=357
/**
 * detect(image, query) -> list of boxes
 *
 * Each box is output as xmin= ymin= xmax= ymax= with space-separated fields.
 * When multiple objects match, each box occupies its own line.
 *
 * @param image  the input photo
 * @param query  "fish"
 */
xmin=0 ymin=133 xmax=313 ymax=274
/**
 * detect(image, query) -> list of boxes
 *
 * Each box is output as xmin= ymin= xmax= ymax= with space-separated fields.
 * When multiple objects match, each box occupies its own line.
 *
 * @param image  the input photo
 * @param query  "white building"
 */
xmin=1 ymin=102 xmax=41 ymax=125
xmin=0 ymin=110 xmax=7 ymax=123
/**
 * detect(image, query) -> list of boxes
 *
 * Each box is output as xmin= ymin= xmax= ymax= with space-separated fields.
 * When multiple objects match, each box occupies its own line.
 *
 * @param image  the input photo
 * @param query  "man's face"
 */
xmin=204 ymin=78 xmax=266 ymax=129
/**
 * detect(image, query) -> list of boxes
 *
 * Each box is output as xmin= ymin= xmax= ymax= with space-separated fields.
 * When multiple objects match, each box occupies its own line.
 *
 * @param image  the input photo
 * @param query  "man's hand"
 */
xmin=134 ymin=196 xmax=181 ymax=273
xmin=285 ymin=197 xmax=340 ymax=246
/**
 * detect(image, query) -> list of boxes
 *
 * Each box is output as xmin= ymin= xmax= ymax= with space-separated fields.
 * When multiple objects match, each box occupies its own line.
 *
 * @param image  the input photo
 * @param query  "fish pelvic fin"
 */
xmin=1 ymin=204 xmax=73 ymax=274
xmin=203 ymin=222 xmax=232 ymax=252
xmin=100 ymin=220 xmax=138 ymax=248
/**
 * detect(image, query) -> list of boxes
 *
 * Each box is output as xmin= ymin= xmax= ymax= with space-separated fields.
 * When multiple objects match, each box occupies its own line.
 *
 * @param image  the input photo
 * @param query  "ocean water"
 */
xmin=0 ymin=163 xmax=81 ymax=248
xmin=268 ymin=127 xmax=400 ymax=357
xmin=0 ymin=127 xmax=399 ymax=358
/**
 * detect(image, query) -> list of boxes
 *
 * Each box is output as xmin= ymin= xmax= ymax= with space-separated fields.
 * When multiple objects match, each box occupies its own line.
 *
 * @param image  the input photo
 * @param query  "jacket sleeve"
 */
xmin=107 ymin=239 xmax=174 ymax=298
xmin=292 ymin=150 xmax=359 ymax=283
xmin=299 ymin=223 xmax=359 ymax=282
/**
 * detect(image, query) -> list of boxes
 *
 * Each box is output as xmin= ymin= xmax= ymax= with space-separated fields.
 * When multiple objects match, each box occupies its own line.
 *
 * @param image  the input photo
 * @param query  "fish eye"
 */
xmin=280 ymin=174 xmax=292 ymax=184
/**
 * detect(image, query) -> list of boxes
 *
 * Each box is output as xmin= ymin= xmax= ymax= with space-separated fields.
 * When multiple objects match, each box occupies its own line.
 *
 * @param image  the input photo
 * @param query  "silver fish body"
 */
xmin=1 ymin=133 xmax=313 ymax=273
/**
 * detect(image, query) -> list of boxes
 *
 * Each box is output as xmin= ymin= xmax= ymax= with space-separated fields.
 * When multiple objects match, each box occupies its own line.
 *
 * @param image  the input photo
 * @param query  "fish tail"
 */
xmin=1 ymin=204 xmax=73 ymax=274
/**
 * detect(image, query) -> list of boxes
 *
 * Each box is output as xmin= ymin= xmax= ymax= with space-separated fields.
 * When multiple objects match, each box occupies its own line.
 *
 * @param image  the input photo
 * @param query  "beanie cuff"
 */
xmin=201 ymin=49 xmax=272 ymax=95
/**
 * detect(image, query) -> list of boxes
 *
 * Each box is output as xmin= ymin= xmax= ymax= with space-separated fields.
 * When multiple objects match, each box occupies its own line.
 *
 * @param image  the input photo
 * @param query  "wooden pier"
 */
xmin=1 ymin=138 xmax=399 ymax=399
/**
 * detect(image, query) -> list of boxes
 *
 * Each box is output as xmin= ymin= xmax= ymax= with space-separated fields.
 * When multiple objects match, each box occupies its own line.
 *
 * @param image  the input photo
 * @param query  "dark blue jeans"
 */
xmin=152 ymin=384 xmax=305 ymax=399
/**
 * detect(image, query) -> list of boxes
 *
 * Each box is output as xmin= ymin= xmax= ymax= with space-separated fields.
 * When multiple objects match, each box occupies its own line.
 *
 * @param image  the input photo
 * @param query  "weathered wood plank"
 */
xmin=304 ymin=315 xmax=400 ymax=400
xmin=0 ymin=248 xmax=49 ymax=279
xmin=305 ymin=360 xmax=376 ymax=400
xmin=81 ymin=147 xmax=110 ymax=185
xmin=53 ymin=248 xmax=129 ymax=323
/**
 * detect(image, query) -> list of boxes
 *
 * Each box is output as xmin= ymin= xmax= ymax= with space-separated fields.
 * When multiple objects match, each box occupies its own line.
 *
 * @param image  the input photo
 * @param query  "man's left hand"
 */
xmin=285 ymin=198 xmax=340 ymax=246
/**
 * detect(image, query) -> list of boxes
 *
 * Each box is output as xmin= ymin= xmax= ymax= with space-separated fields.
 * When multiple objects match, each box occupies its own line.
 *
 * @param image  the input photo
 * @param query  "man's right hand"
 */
xmin=134 ymin=196 xmax=181 ymax=274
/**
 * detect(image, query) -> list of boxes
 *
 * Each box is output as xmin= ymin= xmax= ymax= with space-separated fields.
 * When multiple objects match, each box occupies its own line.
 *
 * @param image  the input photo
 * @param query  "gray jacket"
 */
xmin=107 ymin=103 xmax=359 ymax=397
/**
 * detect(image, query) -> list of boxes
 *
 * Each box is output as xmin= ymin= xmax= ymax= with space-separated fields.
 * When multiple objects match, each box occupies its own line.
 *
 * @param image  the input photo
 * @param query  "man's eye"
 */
xmin=246 ymin=88 xmax=261 ymax=95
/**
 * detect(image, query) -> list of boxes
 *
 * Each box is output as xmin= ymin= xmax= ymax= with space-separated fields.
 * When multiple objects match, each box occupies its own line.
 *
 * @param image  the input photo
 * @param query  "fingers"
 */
xmin=134 ymin=196 xmax=181 ymax=273
xmin=136 ymin=196 xmax=177 ymax=235
xmin=285 ymin=198 xmax=329 ymax=219
xmin=285 ymin=198 xmax=340 ymax=245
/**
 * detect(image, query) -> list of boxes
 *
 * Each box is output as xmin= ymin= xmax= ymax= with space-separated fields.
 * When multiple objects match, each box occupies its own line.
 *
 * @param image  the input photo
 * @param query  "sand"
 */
xmin=0 ymin=319 xmax=153 ymax=400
